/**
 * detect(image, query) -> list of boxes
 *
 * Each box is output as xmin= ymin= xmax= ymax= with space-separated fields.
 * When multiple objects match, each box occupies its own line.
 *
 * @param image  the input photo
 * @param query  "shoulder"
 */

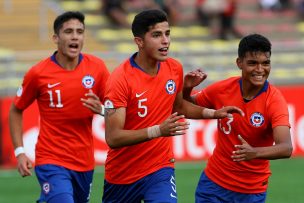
xmin=208 ymin=76 xmax=240 ymax=90
xmin=25 ymin=57 xmax=52 ymax=77
xmin=266 ymin=83 xmax=287 ymax=102
xmin=164 ymin=57 xmax=183 ymax=68
xmin=82 ymin=53 xmax=107 ymax=67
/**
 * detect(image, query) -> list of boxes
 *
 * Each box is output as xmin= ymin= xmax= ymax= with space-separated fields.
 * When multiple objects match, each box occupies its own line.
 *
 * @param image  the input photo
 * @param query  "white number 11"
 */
xmin=47 ymin=90 xmax=63 ymax=108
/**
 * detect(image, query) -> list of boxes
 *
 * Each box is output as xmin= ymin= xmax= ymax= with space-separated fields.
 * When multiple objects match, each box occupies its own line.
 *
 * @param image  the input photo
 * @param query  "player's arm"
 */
xmin=173 ymin=92 xmax=244 ymax=119
xmin=104 ymin=107 xmax=189 ymax=149
xmin=183 ymin=69 xmax=207 ymax=103
xmin=81 ymin=89 xmax=103 ymax=115
xmin=232 ymin=127 xmax=293 ymax=161
xmin=9 ymin=104 xmax=32 ymax=177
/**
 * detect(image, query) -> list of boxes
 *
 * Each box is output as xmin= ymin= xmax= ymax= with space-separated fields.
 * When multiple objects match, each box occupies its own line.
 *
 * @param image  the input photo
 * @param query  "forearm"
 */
xmin=105 ymin=127 xmax=155 ymax=149
xmin=182 ymin=87 xmax=195 ymax=103
xmin=255 ymin=143 xmax=293 ymax=160
xmin=174 ymin=99 xmax=214 ymax=119
xmin=9 ymin=105 xmax=24 ymax=148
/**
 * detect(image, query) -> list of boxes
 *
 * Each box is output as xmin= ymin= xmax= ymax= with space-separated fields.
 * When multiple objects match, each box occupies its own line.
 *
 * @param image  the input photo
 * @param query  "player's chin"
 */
xmin=157 ymin=54 xmax=168 ymax=62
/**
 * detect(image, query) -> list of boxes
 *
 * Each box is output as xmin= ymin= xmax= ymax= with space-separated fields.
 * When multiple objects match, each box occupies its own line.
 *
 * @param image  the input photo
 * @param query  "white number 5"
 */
xmin=138 ymin=98 xmax=147 ymax=117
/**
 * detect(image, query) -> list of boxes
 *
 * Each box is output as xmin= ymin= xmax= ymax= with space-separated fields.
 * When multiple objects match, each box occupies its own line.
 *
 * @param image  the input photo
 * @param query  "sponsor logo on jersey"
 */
xmin=42 ymin=182 xmax=50 ymax=194
xmin=165 ymin=79 xmax=176 ymax=94
xmin=250 ymin=112 xmax=264 ymax=127
xmin=16 ymin=86 xmax=23 ymax=97
xmin=104 ymin=99 xmax=114 ymax=109
xmin=82 ymin=75 xmax=95 ymax=89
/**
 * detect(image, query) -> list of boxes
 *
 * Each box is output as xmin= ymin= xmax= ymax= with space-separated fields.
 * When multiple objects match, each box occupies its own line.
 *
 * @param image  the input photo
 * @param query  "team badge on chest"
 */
xmin=82 ymin=75 xmax=95 ymax=89
xmin=250 ymin=112 xmax=264 ymax=127
xmin=165 ymin=79 xmax=176 ymax=94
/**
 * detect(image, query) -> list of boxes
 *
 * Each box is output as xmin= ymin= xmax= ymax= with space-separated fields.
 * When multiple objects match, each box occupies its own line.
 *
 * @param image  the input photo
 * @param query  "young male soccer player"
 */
xmin=9 ymin=11 xmax=110 ymax=203
xmin=102 ymin=9 xmax=243 ymax=203
xmin=183 ymin=33 xmax=293 ymax=203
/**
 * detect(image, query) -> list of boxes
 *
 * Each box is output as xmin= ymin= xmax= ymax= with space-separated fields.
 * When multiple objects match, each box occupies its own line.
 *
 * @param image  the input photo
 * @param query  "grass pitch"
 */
xmin=0 ymin=158 xmax=303 ymax=203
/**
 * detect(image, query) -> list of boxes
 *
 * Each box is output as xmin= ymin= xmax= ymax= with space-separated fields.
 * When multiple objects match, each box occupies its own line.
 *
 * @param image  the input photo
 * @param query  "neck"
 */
xmin=135 ymin=52 xmax=159 ymax=76
xmin=55 ymin=52 xmax=79 ymax=71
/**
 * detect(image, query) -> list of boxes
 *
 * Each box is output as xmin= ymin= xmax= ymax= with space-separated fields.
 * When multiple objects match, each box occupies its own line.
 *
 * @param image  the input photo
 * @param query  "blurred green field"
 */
xmin=0 ymin=158 xmax=303 ymax=203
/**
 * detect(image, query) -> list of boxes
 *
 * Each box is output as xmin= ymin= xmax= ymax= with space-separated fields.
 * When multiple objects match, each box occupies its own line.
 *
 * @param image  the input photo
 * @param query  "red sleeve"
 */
xmin=14 ymin=66 xmax=39 ymax=110
xmin=267 ymin=87 xmax=290 ymax=128
xmin=104 ymin=66 xmax=129 ymax=108
xmin=194 ymin=84 xmax=216 ymax=109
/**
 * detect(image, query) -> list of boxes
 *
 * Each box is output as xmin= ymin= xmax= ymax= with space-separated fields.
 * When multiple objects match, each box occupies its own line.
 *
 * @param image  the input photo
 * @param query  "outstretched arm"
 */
xmin=104 ymin=107 xmax=190 ymax=149
xmin=231 ymin=126 xmax=293 ymax=161
xmin=174 ymin=92 xmax=244 ymax=119
xmin=9 ymin=104 xmax=32 ymax=177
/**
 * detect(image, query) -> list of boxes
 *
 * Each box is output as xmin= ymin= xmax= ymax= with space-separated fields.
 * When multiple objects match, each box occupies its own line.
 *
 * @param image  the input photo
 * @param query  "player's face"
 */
xmin=141 ymin=21 xmax=170 ymax=61
xmin=237 ymin=51 xmax=271 ymax=88
xmin=53 ymin=19 xmax=84 ymax=60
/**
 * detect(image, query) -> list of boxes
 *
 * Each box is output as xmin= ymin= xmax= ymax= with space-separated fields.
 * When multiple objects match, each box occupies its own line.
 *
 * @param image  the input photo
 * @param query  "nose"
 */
xmin=162 ymin=34 xmax=170 ymax=44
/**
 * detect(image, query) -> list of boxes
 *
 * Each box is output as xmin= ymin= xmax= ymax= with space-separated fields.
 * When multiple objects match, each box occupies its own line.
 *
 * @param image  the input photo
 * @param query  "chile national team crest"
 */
xmin=250 ymin=112 xmax=265 ymax=127
xmin=165 ymin=79 xmax=176 ymax=94
xmin=82 ymin=75 xmax=95 ymax=89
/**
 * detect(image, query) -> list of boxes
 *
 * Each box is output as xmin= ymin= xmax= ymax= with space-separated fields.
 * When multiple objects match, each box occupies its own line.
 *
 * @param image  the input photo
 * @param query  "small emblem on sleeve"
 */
xmin=16 ymin=86 xmax=23 ymax=97
xmin=104 ymin=99 xmax=114 ymax=109
xmin=250 ymin=112 xmax=264 ymax=127
xmin=82 ymin=75 xmax=95 ymax=89
xmin=165 ymin=79 xmax=176 ymax=95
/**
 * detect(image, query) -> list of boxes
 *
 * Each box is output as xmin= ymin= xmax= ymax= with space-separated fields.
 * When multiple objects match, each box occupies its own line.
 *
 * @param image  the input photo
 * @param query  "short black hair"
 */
xmin=131 ymin=9 xmax=168 ymax=37
xmin=53 ymin=11 xmax=85 ymax=35
xmin=238 ymin=34 xmax=271 ymax=58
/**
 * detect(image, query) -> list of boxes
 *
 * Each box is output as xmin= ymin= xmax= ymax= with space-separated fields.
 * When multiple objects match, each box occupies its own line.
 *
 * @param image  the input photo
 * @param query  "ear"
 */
xmin=134 ymin=37 xmax=144 ymax=48
xmin=52 ymin=34 xmax=58 ymax=44
xmin=236 ymin=57 xmax=242 ymax=70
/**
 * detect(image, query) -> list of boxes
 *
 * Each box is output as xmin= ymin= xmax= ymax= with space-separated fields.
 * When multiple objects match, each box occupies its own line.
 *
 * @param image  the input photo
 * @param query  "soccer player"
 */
xmin=102 ymin=9 xmax=243 ymax=203
xmin=183 ymin=34 xmax=293 ymax=203
xmin=9 ymin=11 xmax=110 ymax=203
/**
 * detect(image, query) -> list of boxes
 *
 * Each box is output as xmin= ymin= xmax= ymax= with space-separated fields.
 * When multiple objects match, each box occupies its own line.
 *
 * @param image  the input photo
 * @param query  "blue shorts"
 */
xmin=102 ymin=167 xmax=177 ymax=203
xmin=195 ymin=171 xmax=267 ymax=203
xmin=35 ymin=164 xmax=94 ymax=203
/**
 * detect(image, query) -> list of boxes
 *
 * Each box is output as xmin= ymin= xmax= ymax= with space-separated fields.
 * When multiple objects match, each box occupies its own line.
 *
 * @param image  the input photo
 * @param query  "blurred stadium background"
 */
xmin=0 ymin=0 xmax=304 ymax=202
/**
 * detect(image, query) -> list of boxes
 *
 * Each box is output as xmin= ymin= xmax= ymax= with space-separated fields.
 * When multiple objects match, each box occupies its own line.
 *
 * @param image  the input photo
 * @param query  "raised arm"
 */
xmin=183 ymin=69 xmax=207 ymax=103
xmin=9 ymin=104 xmax=32 ymax=177
xmin=104 ymin=107 xmax=190 ymax=149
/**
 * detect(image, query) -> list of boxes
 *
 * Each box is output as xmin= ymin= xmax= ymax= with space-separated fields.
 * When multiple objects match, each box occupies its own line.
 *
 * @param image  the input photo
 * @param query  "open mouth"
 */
xmin=158 ymin=47 xmax=168 ymax=55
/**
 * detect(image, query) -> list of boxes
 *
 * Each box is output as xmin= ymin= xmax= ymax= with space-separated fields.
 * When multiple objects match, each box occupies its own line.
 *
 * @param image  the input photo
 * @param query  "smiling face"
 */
xmin=237 ymin=51 xmax=271 ymax=89
xmin=53 ymin=18 xmax=84 ymax=61
xmin=135 ymin=21 xmax=170 ymax=62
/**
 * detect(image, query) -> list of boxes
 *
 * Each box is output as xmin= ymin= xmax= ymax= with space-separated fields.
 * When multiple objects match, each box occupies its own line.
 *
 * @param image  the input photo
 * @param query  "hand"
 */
xmin=231 ymin=135 xmax=257 ymax=161
xmin=159 ymin=112 xmax=190 ymax=136
xmin=214 ymin=106 xmax=244 ymax=119
xmin=183 ymin=69 xmax=207 ymax=89
xmin=81 ymin=89 xmax=102 ymax=114
xmin=16 ymin=154 xmax=32 ymax=177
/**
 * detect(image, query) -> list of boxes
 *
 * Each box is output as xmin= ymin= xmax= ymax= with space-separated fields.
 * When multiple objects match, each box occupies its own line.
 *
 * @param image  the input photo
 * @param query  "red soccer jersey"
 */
xmin=14 ymin=53 xmax=110 ymax=171
xmin=104 ymin=54 xmax=183 ymax=184
xmin=195 ymin=76 xmax=290 ymax=193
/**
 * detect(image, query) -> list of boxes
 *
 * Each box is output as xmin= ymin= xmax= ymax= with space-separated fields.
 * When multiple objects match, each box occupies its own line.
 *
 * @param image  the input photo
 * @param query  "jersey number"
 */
xmin=219 ymin=117 xmax=233 ymax=135
xmin=138 ymin=98 xmax=147 ymax=117
xmin=47 ymin=90 xmax=63 ymax=108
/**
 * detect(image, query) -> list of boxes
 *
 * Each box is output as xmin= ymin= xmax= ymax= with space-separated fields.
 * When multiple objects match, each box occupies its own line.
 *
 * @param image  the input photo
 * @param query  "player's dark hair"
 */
xmin=132 ymin=9 xmax=168 ymax=37
xmin=53 ymin=11 xmax=85 ymax=35
xmin=238 ymin=34 xmax=271 ymax=58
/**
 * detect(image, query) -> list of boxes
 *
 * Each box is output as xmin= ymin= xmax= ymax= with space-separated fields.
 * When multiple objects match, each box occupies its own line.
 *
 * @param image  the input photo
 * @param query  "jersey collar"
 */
xmin=129 ymin=52 xmax=160 ymax=73
xmin=51 ymin=51 xmax=83 ymax=67
xmin=239 ymin=78 xmax=269 ymax=102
